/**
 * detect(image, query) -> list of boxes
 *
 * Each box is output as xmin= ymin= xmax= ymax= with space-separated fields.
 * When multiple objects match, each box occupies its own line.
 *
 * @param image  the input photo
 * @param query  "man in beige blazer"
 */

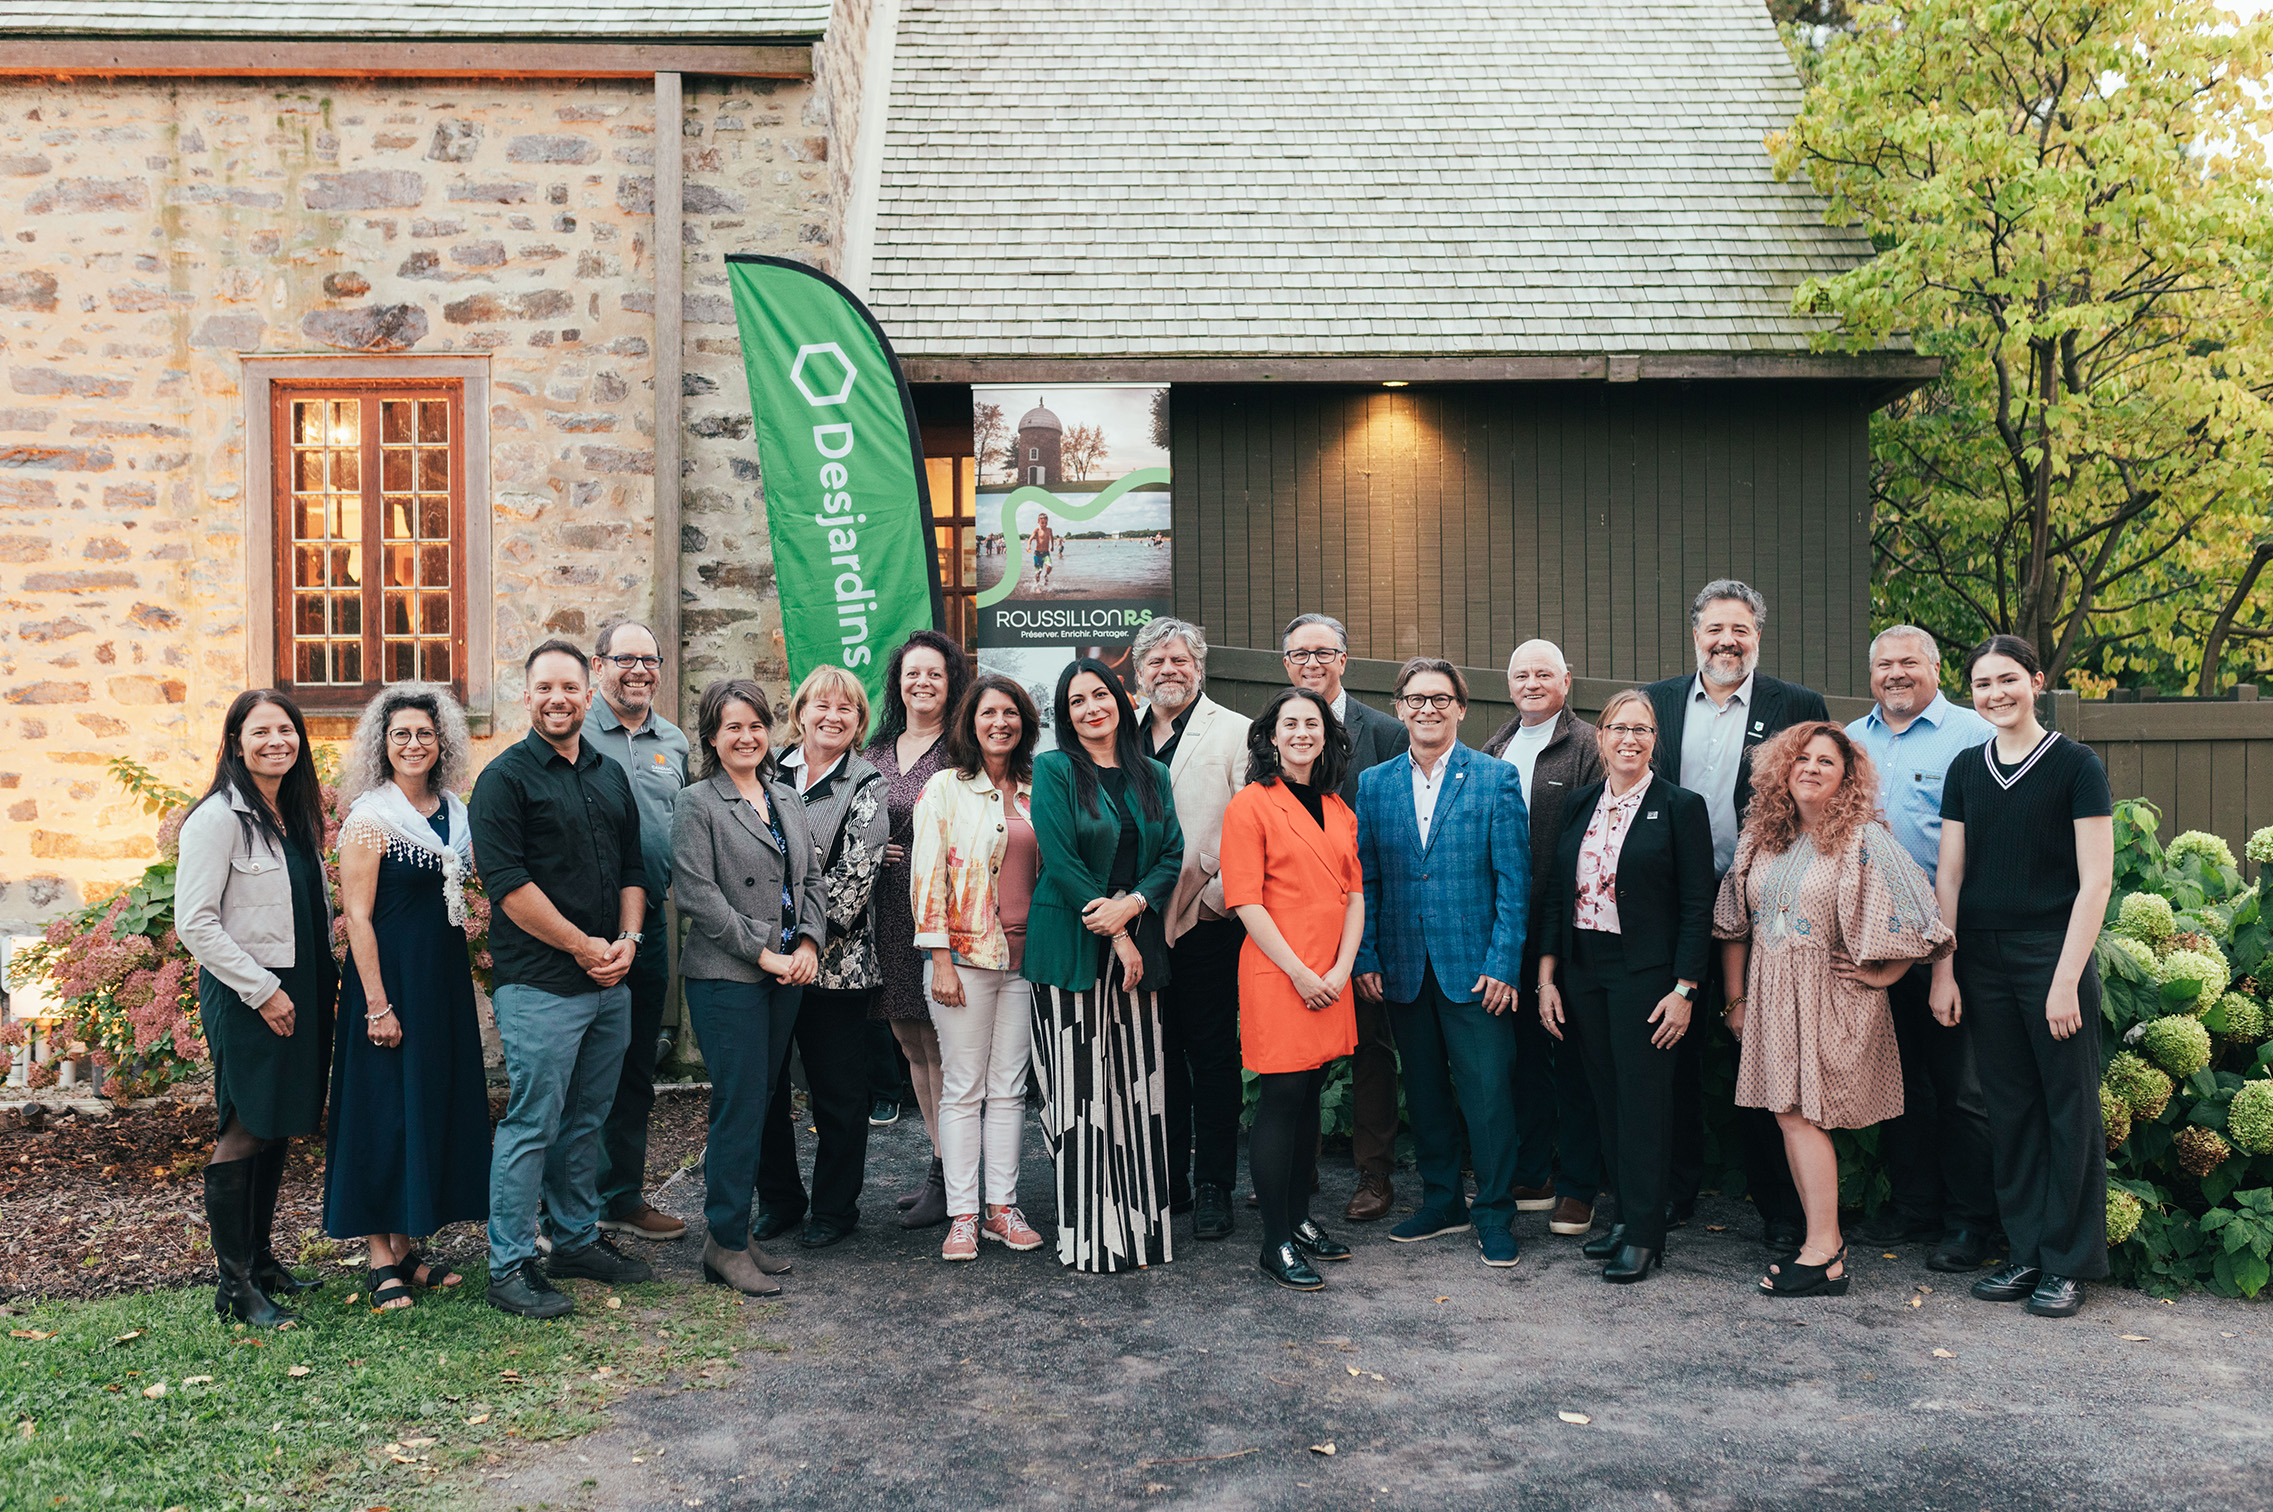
xmin=1134 ymin=616 xmax=1252 ymax=1242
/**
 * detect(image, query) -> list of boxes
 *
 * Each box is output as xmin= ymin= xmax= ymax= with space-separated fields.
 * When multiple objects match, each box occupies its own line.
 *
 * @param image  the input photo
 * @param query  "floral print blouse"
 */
xmin=1573 ymin=771 xmax=1653 ymax=934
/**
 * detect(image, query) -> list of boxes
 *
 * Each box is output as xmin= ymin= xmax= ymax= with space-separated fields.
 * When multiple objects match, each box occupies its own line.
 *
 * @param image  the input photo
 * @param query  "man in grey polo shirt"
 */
xmin=582 ymin=620 xmax=692 ymax=1243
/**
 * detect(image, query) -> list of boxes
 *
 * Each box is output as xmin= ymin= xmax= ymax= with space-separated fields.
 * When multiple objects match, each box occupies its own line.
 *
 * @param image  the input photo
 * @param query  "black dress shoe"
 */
xmin=1582 ymin=1223 xmax=1629 ymax=1261
xmin=2025 ymin=1272 xmax=2083 ymax=1317
xmin=1664 ymin=1201 xmax=1694 ymax=1230
xmin=1857 ymin=1208 xmax=1941 ymax=1246
xmin=1291 ymin=1219 xmax=1351 ymax=1261
xmin=1970 ymin=1260 xmax=2043 ymax=1301
xmin=800 ymin=1218 xmax=856 ymax=1248
xmin=1259 ymin=1241 xmax=1325 ymax=1291
xmin=1927 ymin=1228 xmax=1991 ymax=1273
xmin=546 ymin=1237 xmax=655 ymax=1286
xmin=1194 ymin=1185 xmax=1234 ymax=1241
xmin=1602 ymin=1244 xmax=1658 ymax=1284
xmin=753 ymin=1206 xmax=804 ymax=1243
xmin=1765 ymin=1219 xmax=1805 ymax=1255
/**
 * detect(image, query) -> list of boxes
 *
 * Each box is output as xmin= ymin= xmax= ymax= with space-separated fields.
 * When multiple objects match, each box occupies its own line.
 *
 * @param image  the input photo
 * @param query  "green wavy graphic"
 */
xmin=972 ymin=467 xmax=1172 ymax=609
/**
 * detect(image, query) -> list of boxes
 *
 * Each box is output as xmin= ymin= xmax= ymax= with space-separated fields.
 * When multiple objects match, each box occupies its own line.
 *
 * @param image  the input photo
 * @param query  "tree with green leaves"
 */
xmin=1769 ymin=0 xmax=2273 ymax=692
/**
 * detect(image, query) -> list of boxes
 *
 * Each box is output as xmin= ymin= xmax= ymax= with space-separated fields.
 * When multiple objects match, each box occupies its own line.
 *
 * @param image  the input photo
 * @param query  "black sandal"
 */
xmin=398 ymin=1247 xmax=462 ymax=1290
xmin=367 ymin=1263 xmax=415 ymax=1311
xmin=1760 ymin=1244 xmax=1848 ymax=1297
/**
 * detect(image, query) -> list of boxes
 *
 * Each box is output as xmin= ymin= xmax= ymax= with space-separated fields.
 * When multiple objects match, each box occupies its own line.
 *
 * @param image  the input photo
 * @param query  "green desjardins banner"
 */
xmin=726 ymin=255 xmax=942 ymax=704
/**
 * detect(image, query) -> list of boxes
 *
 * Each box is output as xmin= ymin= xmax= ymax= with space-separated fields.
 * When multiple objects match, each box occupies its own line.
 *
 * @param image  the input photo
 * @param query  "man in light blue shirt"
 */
xmin=1845 ymin=625 xmax=1996 ymax=1274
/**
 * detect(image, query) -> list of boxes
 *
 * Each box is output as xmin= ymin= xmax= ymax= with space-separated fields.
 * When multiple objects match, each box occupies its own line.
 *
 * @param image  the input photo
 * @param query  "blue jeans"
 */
xmin=488 ymin=981 xmax=632 ymax=1271
xmin=684 ymin=976 xmax=803 ymax=1249
xmin=1390 ymin=968 xmax=1522 ymax=1230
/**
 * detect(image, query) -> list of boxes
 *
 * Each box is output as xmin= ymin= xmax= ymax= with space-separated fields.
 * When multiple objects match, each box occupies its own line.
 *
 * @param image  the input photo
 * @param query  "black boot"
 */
xmin=900 ymin=1156 xmax=948 ymax=1230
xmin=1582 ymin=1223 xmax=1628 ymax=1261
xmin=205 ymin=1158 xmax=297 ymax=1328
xmin=251 ymin=1143 xmax=319 ymax=1297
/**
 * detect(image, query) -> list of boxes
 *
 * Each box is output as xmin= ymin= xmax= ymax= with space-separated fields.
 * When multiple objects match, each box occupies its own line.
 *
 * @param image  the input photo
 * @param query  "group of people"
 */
xmin=172 ymin=576 xmax=2115 ymax=1326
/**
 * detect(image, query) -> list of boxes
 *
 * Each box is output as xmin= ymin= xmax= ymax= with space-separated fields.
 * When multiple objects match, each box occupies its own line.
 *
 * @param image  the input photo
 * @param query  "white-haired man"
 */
xmin=1135 ymin=616 xmax=1252 ymax=1241
xmin=1641 ymin=579 xmax=1826 ymax=1254
xmin=1482 ymin=639 xmax=1605 ymax=1240
xmin=1847 ymin=625 xmax=1997 ymax=1273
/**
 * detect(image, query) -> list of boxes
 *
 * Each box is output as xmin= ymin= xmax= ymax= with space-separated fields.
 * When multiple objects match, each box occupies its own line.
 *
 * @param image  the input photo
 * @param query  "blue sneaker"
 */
xmin=1389 ymin=1206 xmax=1473 ymax=1243
xmin=1479 ymin=1225 xmax=1522 ymax=1268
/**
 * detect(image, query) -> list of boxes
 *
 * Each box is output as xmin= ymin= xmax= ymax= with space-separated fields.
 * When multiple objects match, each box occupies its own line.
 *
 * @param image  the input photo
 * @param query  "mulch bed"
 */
xmin=0 ymin=1089 xmax=715 ymax=1303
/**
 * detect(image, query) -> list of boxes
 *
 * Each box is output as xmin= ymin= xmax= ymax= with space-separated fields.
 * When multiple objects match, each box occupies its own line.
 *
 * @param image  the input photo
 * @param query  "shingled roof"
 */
xmin=866 ymin=0 xmax=1881 ymax=360
xmin=0 ymin=0 xmax=830 ymax=40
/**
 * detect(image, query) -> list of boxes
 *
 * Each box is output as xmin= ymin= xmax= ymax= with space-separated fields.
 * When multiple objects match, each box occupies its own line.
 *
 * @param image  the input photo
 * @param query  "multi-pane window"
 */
xmin=274 ymin=384 xmax=465 ymax=702
xmin=927 ymin=454 xmax=977 ymax=648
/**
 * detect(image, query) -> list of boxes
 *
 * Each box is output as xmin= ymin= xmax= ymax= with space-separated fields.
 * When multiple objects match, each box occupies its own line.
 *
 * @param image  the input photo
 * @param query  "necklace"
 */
xmin=1761 ymin=842 xmax=1815 ymax=942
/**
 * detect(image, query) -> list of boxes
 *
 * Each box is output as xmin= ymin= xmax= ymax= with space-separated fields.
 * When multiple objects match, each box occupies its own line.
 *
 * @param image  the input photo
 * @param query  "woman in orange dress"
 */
xmin=1219 ymin=686 xmax=1365 ymax=1291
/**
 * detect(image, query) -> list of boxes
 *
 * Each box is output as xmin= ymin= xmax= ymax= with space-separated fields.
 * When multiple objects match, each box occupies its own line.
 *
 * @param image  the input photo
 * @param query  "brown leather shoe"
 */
xmin=598 ymin=1202 xmax=688 ymax=1242
xmin=1344 ymin=1174 xmax=1394 ymax=1223
xmin=1510 ymin=1184 xmax=1557 ymax=1212
xmin=1548 ymin=1196 xmax=1594 ymax=1235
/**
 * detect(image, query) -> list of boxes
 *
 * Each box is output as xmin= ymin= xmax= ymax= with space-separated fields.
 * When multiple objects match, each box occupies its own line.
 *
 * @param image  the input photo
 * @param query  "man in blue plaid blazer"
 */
xmin=1354 ymin=657 xmax=1532 ymax=1268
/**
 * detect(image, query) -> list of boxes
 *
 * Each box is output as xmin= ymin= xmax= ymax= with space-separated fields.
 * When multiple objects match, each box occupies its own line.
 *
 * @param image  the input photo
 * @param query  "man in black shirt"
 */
xmin=472 ymin=639 xmax=655 ymax=1317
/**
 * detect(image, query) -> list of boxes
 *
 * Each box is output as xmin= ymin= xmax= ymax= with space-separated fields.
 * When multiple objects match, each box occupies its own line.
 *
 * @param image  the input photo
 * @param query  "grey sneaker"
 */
xmin=546 ymin=1236 xmax=655 ymax=1286
xmin=488 ymin=1260 xmax=574 ymax=1319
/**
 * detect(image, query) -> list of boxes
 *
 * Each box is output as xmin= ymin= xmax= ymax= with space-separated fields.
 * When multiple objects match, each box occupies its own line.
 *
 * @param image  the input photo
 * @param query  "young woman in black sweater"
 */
xmin=1932 ymin=636 xmax=2114 ymax=1318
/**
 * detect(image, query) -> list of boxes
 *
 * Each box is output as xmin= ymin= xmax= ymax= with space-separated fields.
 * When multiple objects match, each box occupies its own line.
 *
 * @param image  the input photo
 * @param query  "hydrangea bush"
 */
xmin=2096 ymin=799 xmax=2273 ymax=1297
xmin=3 ymin=755 xmax=493 ymax=1099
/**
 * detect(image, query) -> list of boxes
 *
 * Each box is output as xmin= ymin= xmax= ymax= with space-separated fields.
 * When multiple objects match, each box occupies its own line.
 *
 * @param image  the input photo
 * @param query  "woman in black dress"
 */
xmin=325 ymin=684 xmax=492 ymax=1310
xmin=175 ymin=689 xmax=337 ymax=1327
xmin=861 ymin=629 xmax=973 ymax=1230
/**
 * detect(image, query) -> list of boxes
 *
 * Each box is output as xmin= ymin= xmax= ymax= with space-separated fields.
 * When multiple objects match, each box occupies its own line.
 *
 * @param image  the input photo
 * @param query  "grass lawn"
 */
xmin=0 ymin=1263 xmax=783 ymax=1511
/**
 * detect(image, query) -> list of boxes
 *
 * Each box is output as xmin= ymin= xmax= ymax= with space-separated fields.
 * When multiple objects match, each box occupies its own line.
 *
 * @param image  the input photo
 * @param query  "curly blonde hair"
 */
xmin=340 ymin=682 xmax=473 ymax=802
xmin=1740 ymin=721 xmax=1881 ymax=858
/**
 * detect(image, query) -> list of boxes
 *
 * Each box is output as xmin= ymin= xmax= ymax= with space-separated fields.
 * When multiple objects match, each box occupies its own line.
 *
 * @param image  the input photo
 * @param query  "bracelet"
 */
xmin=1722 ymin=995 xmax=1746 ymax=1016
xmin=368 ymin=1003 xmax=396 ymax=1021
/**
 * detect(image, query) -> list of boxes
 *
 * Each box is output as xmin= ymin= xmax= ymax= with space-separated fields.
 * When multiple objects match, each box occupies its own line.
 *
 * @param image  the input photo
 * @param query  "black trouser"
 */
xmin=1669 ymin=932 xmax=1801 ymax=1230
xmin=1957 ymin=930 xmax=2109 ymax=1278
xmin=1513 ymin=946 xmax=1603 ymax=1203
xmin=1251 ymin=1065 xmax=1326 ymax=1250
xmin=1880 ymin=961 xmax=1997 ymax=1234
xmin=1162 ymin=915 xmax=1247 ymax=1201
xmin=755 ymin=987 xmax=876 ymax=1228
xmin=598 ymin=910 xmax=670 ymax=1221
xmin=1565 ymin=929 xmax=1679 ymax=1251
xmin=865 ymin=1019 xmax=910 ymax=1105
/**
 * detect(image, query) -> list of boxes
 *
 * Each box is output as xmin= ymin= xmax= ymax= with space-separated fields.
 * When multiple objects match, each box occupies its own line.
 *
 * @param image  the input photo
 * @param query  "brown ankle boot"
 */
xmin=1343 ymin=1174 xmax=1394 ymax=1223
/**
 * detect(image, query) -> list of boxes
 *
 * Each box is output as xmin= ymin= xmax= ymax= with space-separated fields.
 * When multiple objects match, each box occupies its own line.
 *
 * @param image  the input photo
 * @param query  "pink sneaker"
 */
xmin=982 ymin=1205 xmax=1044 ymax=1252
xmin=942 ymin=1214 xmax=981 ymax=1262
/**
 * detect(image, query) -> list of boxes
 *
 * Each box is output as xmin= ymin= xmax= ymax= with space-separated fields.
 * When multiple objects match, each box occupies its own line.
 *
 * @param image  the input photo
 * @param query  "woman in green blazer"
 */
xmin=1026 ymin=657 xmax=1185 ymax=1271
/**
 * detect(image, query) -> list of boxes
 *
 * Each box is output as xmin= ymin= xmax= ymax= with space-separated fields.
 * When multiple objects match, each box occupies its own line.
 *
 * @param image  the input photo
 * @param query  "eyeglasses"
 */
xmin=387 ymin=728 xmax=439 ymax=746
xmin=602 ymin=654 xmax=662 ymax=671
xmin=1398 ymin=693 xmax=1460 ymax=711
xmin=1603 ymin=723 xmax=1657 ymax=739
xmin=1283 ymin=648 xmax=1345 ymax=665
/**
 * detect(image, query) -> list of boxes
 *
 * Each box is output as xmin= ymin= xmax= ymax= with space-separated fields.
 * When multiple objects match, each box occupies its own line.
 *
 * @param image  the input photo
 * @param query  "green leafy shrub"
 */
xmin=2106 ymin=1051 xmax=2175 ymax=1121
xmin=2215 ymin=993 xmax=2267 ymax=1042
xmin=2230 ymin=1080 xmax=2273 ymax=1156
xmin=2156 ymin=947 xmax=2230 ymax=1008
xmin=2108 ymin=1187 xmax=2145 ymax=1246
xmin=2102 ymin=1085 xmax=2132 ymax=1151
xmin=2176 ymin=1125 xmax=2233 ymax=1178
xmin=2115 ymin=892 xmax=2177 ymax=943
xmin=2142 ymin=1014 xmax=2214 ymax=1079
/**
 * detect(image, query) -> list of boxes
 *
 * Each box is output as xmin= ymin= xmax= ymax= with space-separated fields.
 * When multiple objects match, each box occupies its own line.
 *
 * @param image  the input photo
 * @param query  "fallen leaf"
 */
xmin=1370 ymin=1374 xmax=1383 ymax=1382
xmin=110 ymin=1331 xmax=143 ymax=1345
xmin=594 ymin=1366 xmax=616 ymax=1378
xmin=1706 ymin=1225 xmax=1728 ymax=1232
xmin=182 ymin=1375 xmax=213 ymax=1386
xmin=142 ymin=1383 xmax=166 ymax=1399
xmin=1931 ymin=1349 xmax=1955 ymax=1359
xmin=1916 ymin=1285 xmax=1934 ymax=1294
xmin=605 ymin=1297 xmax=623 ymax=1310
xmin=344 ymin=1294 xmax=360 ymax=1306
xmin=1346 ymin=1366 xmax=1361 ymax=1376
xmin=2119 ymin=1334 xmax=2151 ymax=1342
xmin=1906 ymin=1297 xmax=1922 ymax=1308
xmin=1882 ymin=1252 xmax=1899 ymax=1260
xmin=402 ymin=1437 xmax=436 ymax=1449
xmin=1432 ymin=1297 xmax=1450 ymax=1304
xmin=1558 ymin=1411 xmax=1591 ymax=1425
xmin=9 ymin=1330 xmax=53 ymax=1341
xmin=1309 ymin=1443 xmax=1335 ymax=1456
xmin=465 ymin=1414 xmax=490 ymax=1425
xmin=288 ymin=1365 xmax=311 ymax=1378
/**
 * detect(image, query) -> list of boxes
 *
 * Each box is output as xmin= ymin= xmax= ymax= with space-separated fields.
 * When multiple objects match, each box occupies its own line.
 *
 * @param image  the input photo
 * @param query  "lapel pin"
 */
xmin=1646 ymin=811 xmax=1659 ymax=819
xmin=1753 ymin=721 xmax=1765 ymax=732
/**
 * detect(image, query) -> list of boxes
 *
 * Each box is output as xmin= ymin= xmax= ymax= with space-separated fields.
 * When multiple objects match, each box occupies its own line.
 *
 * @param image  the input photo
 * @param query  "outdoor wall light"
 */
xmin=1381 ymin=380 xmax=1409 ymax=387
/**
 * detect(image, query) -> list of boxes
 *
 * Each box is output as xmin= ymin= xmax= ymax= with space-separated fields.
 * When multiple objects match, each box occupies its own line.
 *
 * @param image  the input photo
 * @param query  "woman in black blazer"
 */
xmin=1536 ymin=689 xmax=1715 ymax=1283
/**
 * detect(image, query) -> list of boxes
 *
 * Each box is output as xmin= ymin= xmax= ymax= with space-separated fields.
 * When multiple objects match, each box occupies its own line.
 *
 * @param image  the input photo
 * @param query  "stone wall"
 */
xmin=0 ymin=71 xmax=829 ymax=937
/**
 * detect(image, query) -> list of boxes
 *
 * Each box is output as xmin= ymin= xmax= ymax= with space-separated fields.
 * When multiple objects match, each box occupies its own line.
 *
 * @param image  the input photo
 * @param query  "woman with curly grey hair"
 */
xmin=322 ymin=683 xmax=492 ymax=1311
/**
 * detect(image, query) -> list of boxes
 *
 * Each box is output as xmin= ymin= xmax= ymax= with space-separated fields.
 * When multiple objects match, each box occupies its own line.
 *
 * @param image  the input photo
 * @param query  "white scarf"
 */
xmin=339 ymin=782 xmax=476 ymax=928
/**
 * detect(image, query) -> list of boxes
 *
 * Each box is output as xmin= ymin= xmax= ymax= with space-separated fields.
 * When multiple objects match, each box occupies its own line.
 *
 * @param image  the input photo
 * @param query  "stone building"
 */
xmin=1013 ymin=398 xmax=1061 ymax=487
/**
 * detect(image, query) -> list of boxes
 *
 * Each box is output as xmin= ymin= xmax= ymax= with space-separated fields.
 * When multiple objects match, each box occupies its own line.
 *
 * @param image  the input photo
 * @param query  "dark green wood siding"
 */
xmin=1172 ymin=382 xmax=1875 ymax=697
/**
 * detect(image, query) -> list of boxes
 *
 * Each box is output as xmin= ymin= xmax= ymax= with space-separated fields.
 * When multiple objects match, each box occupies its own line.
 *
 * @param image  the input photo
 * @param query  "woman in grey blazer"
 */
xmin=174 ymin=688 xmax=336 ymax=1328
xmin=671 ymin=678 xmax=826 ymax=1295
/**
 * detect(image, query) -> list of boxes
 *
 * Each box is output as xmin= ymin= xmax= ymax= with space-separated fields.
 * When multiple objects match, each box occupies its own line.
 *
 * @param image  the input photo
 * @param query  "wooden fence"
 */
xmin=1203 ymin=647 xmax=2273 ymax=853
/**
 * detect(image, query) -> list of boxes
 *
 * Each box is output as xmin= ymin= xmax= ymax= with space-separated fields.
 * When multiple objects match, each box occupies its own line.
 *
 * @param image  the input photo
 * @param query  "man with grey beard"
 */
xmin=1135 ymin=617 xmax=1252 ymax=1241
xmin=1642 ymin=579 xmax=1826 ymax=1253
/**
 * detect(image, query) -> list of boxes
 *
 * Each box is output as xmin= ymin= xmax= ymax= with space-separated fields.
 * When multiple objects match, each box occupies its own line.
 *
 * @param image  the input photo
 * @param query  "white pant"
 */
xmin=926 ymin=959 xmax=1034 ymax=1215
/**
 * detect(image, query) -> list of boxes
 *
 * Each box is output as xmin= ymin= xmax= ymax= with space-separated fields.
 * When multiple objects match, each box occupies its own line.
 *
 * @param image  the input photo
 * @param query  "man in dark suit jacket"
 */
xmin=1283 ymin=613 xmax=1410 ymax=1221
xmin=1640 ymin=579 xmax=1828 ymax=1251
xmin=1483 ymin=639 xmax=1606 ymax=1239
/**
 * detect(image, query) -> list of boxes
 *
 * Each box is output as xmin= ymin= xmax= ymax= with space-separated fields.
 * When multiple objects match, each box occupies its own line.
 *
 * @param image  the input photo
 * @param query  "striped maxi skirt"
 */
xmin=1030 ymin=981 xmax=1175 ymax=1273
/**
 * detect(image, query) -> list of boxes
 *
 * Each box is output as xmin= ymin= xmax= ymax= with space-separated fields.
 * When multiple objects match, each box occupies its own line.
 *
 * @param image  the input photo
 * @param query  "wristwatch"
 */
xmin=1671 ymin=982 xmax=1697 ymax=1001
xmin=616 ymin=930 xmax=646 ymax=945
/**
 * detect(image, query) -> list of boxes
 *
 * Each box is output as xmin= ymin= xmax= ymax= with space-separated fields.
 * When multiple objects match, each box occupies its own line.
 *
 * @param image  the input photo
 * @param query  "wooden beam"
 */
xmin=900 ymin=352 xmax=1940 ymax=388
xmin=652 ymin=71 xmax=685 ymax=725
xmin=0 ymin=40 xmax=813 ymax=79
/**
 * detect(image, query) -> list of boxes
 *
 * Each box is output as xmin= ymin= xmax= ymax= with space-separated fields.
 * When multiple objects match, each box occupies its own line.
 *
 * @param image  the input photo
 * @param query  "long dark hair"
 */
xmin=1246 ymin=685 xmax=1351 ymax=793
xmin=1963 ymin=633 xmax=2042 ymax=686
xmin=872 ymin=629 xmax=973 ymax=746
xmin=695 ymin=678 xmax=777 ymax=782
xmin=1052 ymin=658 xmax=1164 ymax=820
xmin=946 ymin=673 xmax=1039 ymax=785
xmin=204 ymin=688 xmax=324 ymax=853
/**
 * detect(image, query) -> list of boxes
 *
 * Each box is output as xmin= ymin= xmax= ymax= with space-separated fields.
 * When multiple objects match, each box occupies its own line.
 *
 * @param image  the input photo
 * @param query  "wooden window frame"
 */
xmin=243 ymin=356 xmax=493 ymax=732
xmin=928 ymin=454 xmax=978 ymax=649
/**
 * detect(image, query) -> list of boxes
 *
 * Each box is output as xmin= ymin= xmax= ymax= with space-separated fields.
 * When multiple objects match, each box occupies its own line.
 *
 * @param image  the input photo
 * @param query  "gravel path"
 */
xmin=474 ymin=1109 xmax=2271 ymax=1512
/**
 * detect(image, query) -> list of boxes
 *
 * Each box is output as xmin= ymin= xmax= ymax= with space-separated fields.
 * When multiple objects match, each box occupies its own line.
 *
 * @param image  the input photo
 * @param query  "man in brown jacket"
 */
xmin=1482 ymin=639 xmax=1605 ymax=1239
